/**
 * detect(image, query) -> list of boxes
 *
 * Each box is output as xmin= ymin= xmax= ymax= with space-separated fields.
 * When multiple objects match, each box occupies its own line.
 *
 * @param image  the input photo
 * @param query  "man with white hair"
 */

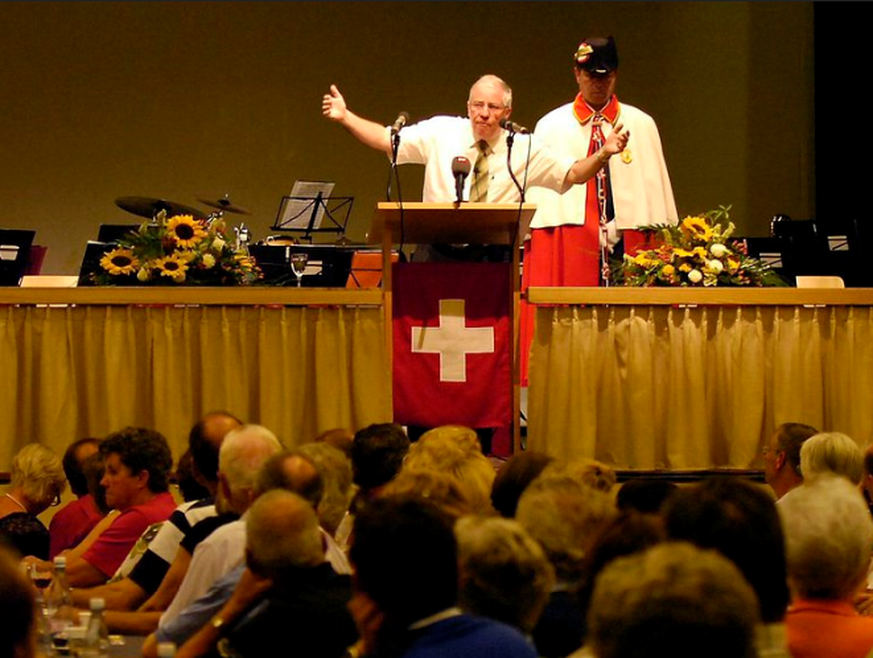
xmin=157 ymin=424 xmax=283 ymax=624
xmin=799 ymin=431 xmax=864 ymax=485
xmin=779 ymin=475 xmax=873 ymax=657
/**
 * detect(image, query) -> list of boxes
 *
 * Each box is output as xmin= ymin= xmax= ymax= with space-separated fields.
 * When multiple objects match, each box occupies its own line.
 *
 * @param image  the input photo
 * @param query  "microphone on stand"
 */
xmin=390 ymin=111 xmax=410 ymax=137
xmin=452 ymin=156 xmax=471 ymax=204
xmin=499 ymin=118 xmax=530 ymax=135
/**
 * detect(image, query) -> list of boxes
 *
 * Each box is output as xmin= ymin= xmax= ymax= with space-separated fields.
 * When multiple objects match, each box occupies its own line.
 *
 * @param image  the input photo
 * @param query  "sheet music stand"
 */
xmin=0 ymin=229 xmax=36 ymax=286
xmin=272 ymin=193 xmax=354 ymax=242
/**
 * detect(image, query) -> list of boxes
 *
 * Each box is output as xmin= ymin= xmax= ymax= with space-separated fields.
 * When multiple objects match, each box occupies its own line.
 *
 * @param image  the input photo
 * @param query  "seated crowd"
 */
xmin=3 ymin=418 xmax=873 ymax=658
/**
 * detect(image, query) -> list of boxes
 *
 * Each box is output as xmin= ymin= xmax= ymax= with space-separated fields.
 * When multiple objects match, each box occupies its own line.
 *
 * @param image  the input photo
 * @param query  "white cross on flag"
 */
xmin=393 ymin=262 xmax=511 ymax=428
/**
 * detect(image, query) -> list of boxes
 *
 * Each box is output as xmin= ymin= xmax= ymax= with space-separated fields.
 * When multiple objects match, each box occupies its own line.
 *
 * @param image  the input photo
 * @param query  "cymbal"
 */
xmin=115 ymin=197 xmax=207 ymax=221
xmin=197 ymin=195 xmax=251 ymax=215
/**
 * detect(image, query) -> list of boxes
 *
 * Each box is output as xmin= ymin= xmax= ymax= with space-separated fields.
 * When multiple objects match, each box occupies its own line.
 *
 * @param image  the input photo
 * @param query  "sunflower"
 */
xmin=167 ymin=215 xmax=207 ymax=248
xmin=680 ymin=216 xmax=713 ymax=242
xmin=100 ymin=247 xmax=139 ymax=276
xmin=155 ymin=254 xmax=189 ymax=282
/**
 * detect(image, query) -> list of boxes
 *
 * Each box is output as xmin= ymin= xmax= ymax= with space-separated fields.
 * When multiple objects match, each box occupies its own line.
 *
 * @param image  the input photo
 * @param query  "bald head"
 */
xmin=189 ymin=411 xmax=243 ymax=492
xmin=246 ymin=489 xmax=324 ymax=575
xmin=255 ymin=451 xmax=324 ymax=509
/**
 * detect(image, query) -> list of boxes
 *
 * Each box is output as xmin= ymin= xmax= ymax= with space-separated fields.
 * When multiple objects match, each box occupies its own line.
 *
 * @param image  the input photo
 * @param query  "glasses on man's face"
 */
xmin=469 ymin=100 xmax=505 ymax=113
xmin=50 ymin=491 xmax=63 ymax=507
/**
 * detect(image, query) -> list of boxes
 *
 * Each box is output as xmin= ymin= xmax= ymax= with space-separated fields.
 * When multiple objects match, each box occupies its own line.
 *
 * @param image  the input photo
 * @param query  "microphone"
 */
xmin=499 ymin=118 xmax=530 ymax=135
xmin=452 ymin=156 xmax=471 ymax=203
xmin=390 ymin=111 xmax=410 ymax=136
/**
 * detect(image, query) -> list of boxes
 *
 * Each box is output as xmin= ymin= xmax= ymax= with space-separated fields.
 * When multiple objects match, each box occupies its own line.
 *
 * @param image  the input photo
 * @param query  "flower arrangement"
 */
xmin=615 ymin=206 xmax=787 ymax=287
xmin=91 ymin=213 xmax=262 ymax=286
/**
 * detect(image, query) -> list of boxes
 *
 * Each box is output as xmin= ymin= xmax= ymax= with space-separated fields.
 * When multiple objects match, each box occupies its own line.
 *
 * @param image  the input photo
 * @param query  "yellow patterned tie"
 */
xmin=469 ymin=140 xmax=489 ymax=203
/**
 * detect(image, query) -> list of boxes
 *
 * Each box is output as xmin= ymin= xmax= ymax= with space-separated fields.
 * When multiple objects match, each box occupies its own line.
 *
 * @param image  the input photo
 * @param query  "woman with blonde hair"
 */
xmin=0 ymin=443 xmax=67 ymax=559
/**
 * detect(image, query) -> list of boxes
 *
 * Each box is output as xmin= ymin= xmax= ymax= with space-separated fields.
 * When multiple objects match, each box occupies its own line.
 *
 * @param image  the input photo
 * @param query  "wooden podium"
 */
xmin=368 ymin=201 xmax=536 ymax=451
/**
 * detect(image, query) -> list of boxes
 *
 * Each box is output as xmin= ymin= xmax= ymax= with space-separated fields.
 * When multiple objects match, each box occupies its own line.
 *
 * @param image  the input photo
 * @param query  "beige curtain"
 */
xmin=1 ymin=304 xmax=391 ymax=466
xmin=527 ymin=304 xmax=873 ymax=469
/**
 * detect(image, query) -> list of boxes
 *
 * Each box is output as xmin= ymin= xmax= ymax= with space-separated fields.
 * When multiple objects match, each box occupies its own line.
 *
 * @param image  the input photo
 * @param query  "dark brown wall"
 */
xmin=0 ymin=2 xmax=814 ymax=273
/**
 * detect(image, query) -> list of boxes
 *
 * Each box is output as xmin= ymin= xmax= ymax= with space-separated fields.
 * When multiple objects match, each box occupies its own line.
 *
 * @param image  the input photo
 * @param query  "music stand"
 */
xmin=272 ymin=180 xmax=353 ymax=242
xmin=97 ymin=224 xmax=140 ymax=243
xmin=0 ymin=229 xmax=36 ymax=286
xmin=76 ymin=241 xmax=119 ymax=287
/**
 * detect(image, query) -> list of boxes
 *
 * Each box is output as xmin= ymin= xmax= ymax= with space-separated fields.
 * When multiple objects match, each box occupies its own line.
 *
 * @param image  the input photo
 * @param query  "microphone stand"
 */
xmin=387 ymin=129 xmax=405 ymax=253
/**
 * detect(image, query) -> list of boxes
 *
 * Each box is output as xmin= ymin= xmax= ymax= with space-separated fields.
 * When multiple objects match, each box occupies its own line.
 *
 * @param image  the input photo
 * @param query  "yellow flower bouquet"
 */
xmin=92 ymin=213 xmax=262 ymax=286
xmin=616 ymin=206 xmax=787 ymax=287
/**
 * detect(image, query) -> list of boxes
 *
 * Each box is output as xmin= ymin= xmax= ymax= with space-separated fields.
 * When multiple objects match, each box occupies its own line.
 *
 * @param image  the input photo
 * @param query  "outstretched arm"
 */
xmin=322 ymin=84 xmax=392 ymax=156
xmin=563 ymin=122 xmax=630 ymax=189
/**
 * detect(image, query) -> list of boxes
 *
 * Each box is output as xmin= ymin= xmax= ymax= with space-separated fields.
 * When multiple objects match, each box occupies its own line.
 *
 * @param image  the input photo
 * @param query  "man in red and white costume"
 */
xmin=521 ymin=37 xmax=678 ymax=383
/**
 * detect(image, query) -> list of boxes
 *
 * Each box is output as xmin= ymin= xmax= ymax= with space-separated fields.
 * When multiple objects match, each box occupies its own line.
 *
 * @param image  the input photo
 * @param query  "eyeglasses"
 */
xmin=469 ymin=101 xmax=506 ymax=113
xmin=50 ymin=491 xmax=63 ymax=507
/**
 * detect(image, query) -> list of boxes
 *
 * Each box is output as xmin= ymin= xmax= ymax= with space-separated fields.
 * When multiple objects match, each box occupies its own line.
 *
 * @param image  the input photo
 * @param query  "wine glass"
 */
xmin=290 ymin=253 xmax=309 ymax=287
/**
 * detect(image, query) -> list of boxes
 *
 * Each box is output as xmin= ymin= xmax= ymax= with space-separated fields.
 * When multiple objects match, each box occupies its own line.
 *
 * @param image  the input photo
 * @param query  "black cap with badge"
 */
xmin=574 ymin=37 xmax=619 ymax=75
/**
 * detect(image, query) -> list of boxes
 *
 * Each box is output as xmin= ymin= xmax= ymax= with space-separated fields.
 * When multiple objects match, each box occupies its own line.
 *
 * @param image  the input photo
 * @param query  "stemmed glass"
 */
xmin=290 ymin=253 xmax=309 ymax=287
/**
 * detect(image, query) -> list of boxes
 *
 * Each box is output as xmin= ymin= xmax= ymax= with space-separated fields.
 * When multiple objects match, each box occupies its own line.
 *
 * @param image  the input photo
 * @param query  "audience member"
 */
xmin=299 ymin=441 xmax=354 ymax=536
xmin=0 ymin=543 xmax=38 ymax=658
xmin=403 ymin=425 xmax=496 ymax=515
xmin=762 ymin=422 xmax=818 ymax=501
xmin=455 ymin=515 xmax=555 ymax=635
xmin=584 ymin=542 xmax=759 ymax=658
xmin=70 ymin=412 xmax=240 ymax=621
xmin=490 ymin=450 xmax=554 ymax=518
xmin=573 ymin=511 xmax=665 ymax=651
xmin=348 ymin=496 xmax=538 ymax=658
xmin=144 ymin=447 xmax=351 ymax=656
xmin=799 ymin=431 xmax=864 ymax=485
xmin=175 ymin=449 xmax=210 ymax=503
xmin=314 ymin=427 xmax=355 ymax=459
xmin=172 ymin=490 xmax=357 ymax=658
xmin=381 ymin=469 xmax=474 ymax=521
xmin=49 ymin=437 xmax=104 ymax=558
xmin=516 ymin=475 xmax=615 ymax=658
xmin=614 ymin=479 xmax=677 ymax=515
xmin=541 ymin=458 xmax=616 ymax=495
xmin=862 ymin=442 xmax=873 ymax=516
xmin=155 ymin=425 xmax=282 ymax=627
xmin=780 ymin=475 xmax=873 ymax=658
xmin=335 ymin=423 xmax=410 ymax=550
xmin=0 ymin=443 xmax=66 ymax=560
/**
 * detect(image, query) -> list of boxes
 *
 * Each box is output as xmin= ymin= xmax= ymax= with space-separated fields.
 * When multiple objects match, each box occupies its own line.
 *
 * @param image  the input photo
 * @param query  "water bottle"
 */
xmin=157 ymin=642 xmax=177 ymax=658
xmin=81 ymin=598 xmax=109 ymax=658
xmin=45 ymin=556 xmax=76 ymax=653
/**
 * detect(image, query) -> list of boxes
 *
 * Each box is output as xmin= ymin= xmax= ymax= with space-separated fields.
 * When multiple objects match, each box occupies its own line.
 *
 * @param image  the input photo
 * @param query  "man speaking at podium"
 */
xmin=321 ymin=74 xmax=628 ymax=214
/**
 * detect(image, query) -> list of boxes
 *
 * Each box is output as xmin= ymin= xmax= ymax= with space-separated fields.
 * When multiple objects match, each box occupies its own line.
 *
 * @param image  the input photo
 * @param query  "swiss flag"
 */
xmin=393 ymin=262 xmax=511 ymax=428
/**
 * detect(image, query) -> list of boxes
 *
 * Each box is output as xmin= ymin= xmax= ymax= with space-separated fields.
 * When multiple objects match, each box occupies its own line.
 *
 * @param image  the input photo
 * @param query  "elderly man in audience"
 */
xmin=799 ymin=431 xmax=865 ymax=485
xmin=143 ymin=447 xmax=350 ymax=656
xmin=172 ymin=490 xmax=358 ymax=658
xmin=582 ymin=542 xmax=760 ymax=658
xmin=49 ymin=437 xmax=103 ymax=558
xmin=24 ymin=428 xmax=177 ymax=586
xmin=299 ymin=441 xmax=354 ymax=537
xmin=762 ymin=422 xmax=818 ymax=502
xmin=779 ymin=475 xmax=873 ymax=658
xmin=347 ymin=496 xmax=538 ymax=658
xmin=455 ymin=515 xmax=555 ymax=636
xmin=0 ymin=443 xmax=67 ymax=560
xmin=70 ymin=412 xmax=241 ymax=632
xmin=663 ymin=477 xmax=791 ymax=657
xmin=516 ymin=474 xmax=616 ymax=658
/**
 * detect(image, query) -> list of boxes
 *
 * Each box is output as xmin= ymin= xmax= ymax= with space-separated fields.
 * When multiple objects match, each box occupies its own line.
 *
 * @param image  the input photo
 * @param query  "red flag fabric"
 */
xmin=393 ymin=262 xmax=511 ymax=428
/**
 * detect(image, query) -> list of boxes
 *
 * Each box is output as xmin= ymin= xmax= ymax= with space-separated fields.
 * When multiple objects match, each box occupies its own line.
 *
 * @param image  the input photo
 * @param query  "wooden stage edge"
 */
xmin=528 ymin=286 xmax=873 ymax=306
xmin=0 ymin=287 xmax=384 ymax=306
